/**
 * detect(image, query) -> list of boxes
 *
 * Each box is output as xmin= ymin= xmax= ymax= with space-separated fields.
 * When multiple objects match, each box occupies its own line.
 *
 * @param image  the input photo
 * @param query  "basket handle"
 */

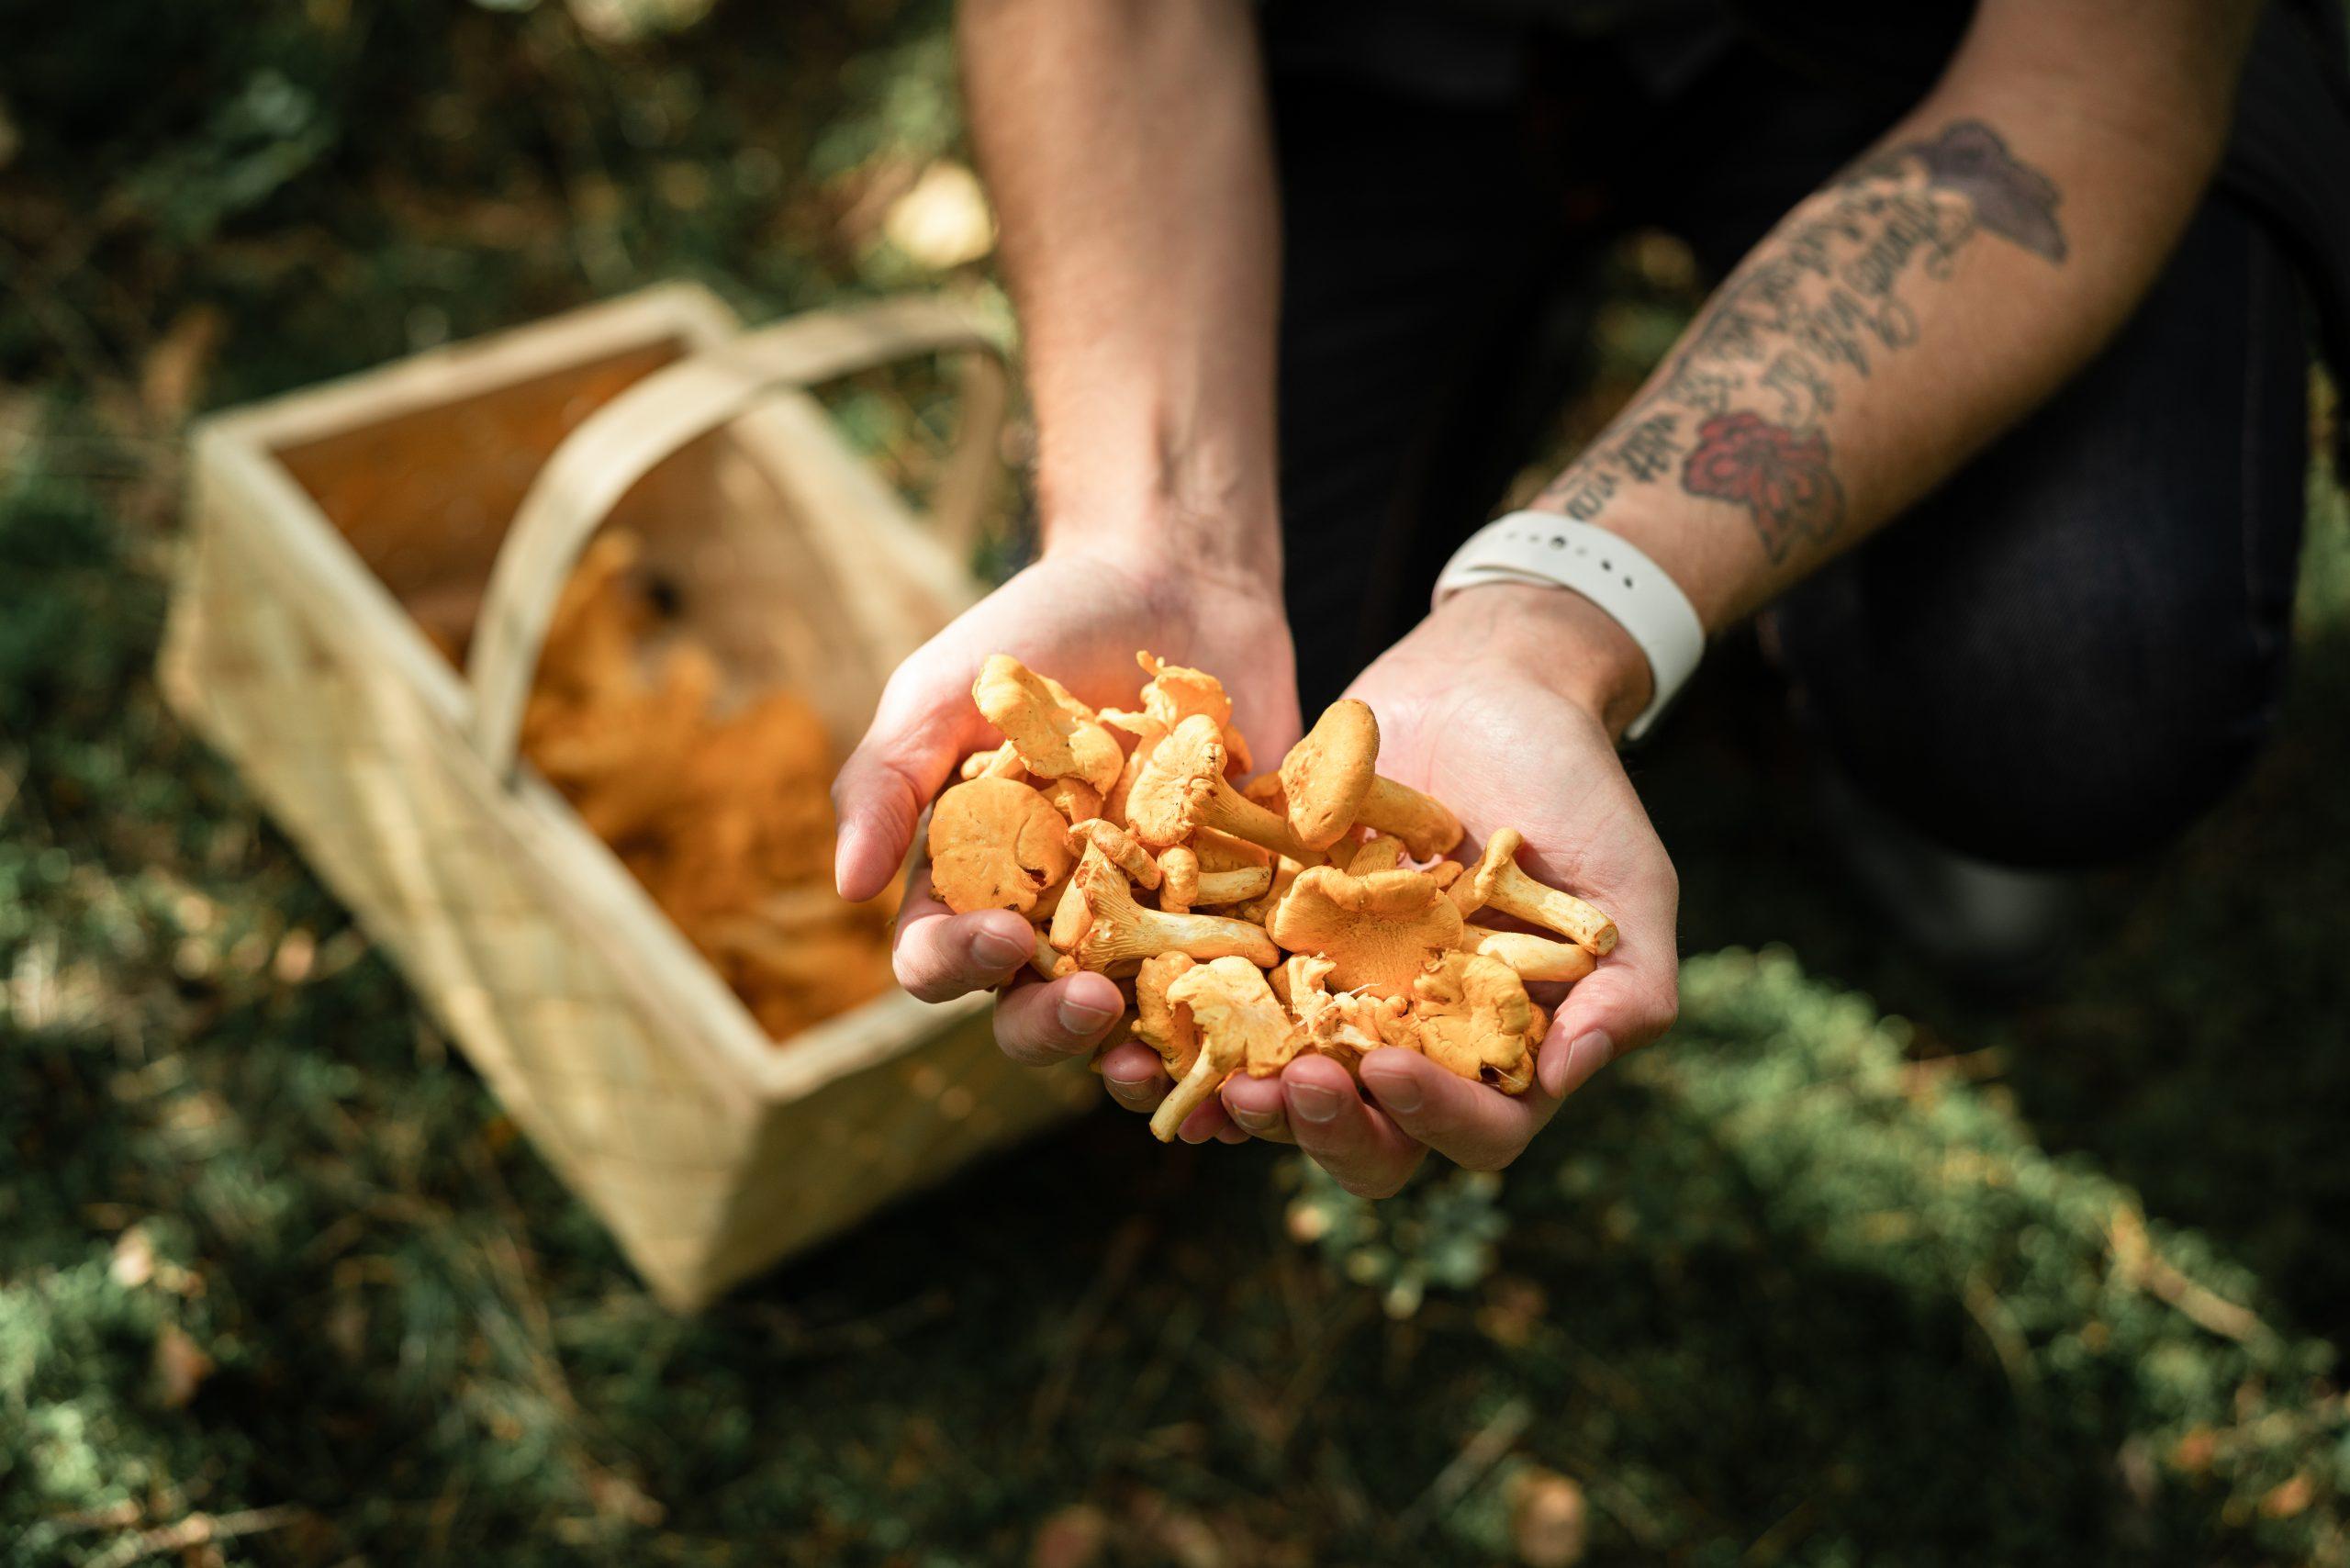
xmin=464 ymin=297 xmax=1011 ymax=783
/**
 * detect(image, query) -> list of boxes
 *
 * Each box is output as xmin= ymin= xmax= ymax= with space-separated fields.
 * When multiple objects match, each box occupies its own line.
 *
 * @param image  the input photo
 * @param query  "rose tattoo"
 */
xmin=1680 ymin=411 xmax=1845 ymax=563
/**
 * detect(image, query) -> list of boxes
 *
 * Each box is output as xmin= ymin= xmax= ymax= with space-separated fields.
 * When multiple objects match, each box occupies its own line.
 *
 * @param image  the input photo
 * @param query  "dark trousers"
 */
xmin=1270 ymin=30 xmax=2311 ymax=869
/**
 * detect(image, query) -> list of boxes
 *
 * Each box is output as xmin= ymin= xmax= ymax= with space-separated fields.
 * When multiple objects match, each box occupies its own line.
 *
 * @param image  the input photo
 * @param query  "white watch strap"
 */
xmin=1432 ymin=512 xmax=1705 ymax=743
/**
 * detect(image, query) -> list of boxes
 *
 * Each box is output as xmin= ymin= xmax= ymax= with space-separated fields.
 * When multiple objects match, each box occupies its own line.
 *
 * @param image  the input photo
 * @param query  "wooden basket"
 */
xmin=158 ymin=284 xmax=1096 ymax=1310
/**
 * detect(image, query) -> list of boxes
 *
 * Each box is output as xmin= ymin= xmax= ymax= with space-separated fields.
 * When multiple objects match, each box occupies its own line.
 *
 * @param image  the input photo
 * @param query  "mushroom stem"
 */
xmin=1147 ymin=958 xmax=1295 ymax=1139
xmin=1450 ymin=829 xmax=1618 ymax=954
xmin=1029 ymin=926 xmax=1075 ymax=980
xmin=1041 ymin=778 xmax=1104 ymax=823
xmin=1129 ymin=715 xmax=1320 ymax=861
xmin=1457 ymin=926 xmax=1597 ymax=984
xmin=1193 ymin=866 xmax=1272 ymax=906
xmin=1069 ymin=820 xmax=1161 ymax=888
xmin=1355 ymin=775 xmax=1463 ymax=859
xmin=1150 ymin=1039 xmax=1234 ymax=1142
xmin=959 ymin=742 xmax=1024 ymax=781
xmin=1193 ymin=778 xmax=1318 ymax=862
xmin=1484 ymin=869 xmax=1616 ymax=955
xmin=1068 ymin=849 xmax=1279 ymax=969
xmin=1156 ymin=845 xmax=1199 ymax=913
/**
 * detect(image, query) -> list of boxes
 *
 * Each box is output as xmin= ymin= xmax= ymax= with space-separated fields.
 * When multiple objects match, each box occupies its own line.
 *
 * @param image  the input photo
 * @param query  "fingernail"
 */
xmin=1104 ymin=1074 xmax=1154 ymax=1103
xmin=1565 ymin=1030 xmax=1613 ymax=1090
xmin=1288 ymin=1082 xmax=1343 ymax=1124
xmin=972 ymin=930 xmax=1029 ymax=969
xmin=1058 ymin=995 xmax=1118 ymax=1035
xmin=1229 ymin=1103 xmax=1282 ymax=1135
xmin=1368 ymin=1070 xmax=1422 ymax=1114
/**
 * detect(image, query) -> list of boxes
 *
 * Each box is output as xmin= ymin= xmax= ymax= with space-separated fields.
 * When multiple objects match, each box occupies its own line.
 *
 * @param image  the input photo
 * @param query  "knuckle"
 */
xmin=1341 ymin=1167 xmax=1411 ymax=1200
xmin=1453 ymin=1139 xmax=1525 ymax=1173
xmin=1639 ymin=987 xmax=1682 ymax=1043
xmin=900 ymin=962 xmax=961 ymax=1004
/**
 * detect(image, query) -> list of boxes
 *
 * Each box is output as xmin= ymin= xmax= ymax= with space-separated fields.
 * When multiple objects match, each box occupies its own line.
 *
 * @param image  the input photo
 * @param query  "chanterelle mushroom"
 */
xmin=1127 ymin=714 xmax=1315 ymax=861
xmin=1457 ymin=925 xmax=1597 ymax=985
xmin=1134 ymin=952 xmax=1200 ymax=1077
xmin=1136 ymin=652 xmax=1253 ymax=776
xmin=1068 ymin=819 xmax=1161 ymax=889
xmin=1281 ymin=954 xmax=1379 ymax=1070
xmin=927 ymin=777 xmax=1076 ymax=916
xmin=958 ymin=741 xmax=1024 ymax=781
xmin=1266 ymin=866 xmax=1464 ymax=997
xmin=1193 ymin=865 xmax=1272 ymax=908
xmin=1150 ymin=957 xmax=1298 ymax=1141
xmin=1411 ymin=950 xmax=1538 ymax=1095
xmin=1273 ymin=700 xmax=1462 ymax=858
xmin=972 ymin=655 xmax=1124 ymax=793
xmin=1277 ymin=700 xmax=1380 ymax=851
xmin=1063 ymin=844 xmax=1280 ymax=972
xmin=1155 ymin=845 xmax=1199 ymax=914
xmin=1449 ymin=828 xmax=1617 ymax=955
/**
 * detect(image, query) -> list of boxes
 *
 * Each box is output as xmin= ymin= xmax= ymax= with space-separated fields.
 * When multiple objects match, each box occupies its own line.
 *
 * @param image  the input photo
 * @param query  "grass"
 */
xmin=5 ymin=3 xmax=2350 ymax=1562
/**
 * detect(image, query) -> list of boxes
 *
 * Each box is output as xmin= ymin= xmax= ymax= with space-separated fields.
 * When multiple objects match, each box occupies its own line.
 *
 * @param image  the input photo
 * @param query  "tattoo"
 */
xmin=1533 ymin=118 xmax=2067 ymax=562
xmin=1682 ymin=410 xmax=1844 ymax=561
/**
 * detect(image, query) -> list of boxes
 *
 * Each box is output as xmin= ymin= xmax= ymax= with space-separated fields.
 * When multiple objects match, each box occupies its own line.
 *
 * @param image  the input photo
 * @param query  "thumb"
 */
xmin=833 ymin=680 xmax=979 ymax=901
xmin=1540 ymin=951 xmax=1680 ymax=1098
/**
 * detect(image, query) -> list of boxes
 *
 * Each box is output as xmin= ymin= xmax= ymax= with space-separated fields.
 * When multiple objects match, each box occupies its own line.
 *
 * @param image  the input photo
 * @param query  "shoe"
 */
xmin=1808 ymin=760 xmax=2077 ymax=997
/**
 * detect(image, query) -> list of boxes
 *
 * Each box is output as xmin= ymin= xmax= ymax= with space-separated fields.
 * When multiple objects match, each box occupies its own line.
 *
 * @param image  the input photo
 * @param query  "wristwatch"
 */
xmin=1432 ymin=511 xmax=1706 ymax=743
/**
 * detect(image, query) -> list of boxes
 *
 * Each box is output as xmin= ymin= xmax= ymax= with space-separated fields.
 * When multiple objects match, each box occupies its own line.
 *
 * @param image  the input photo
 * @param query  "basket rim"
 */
xmin=185 ymin=281 xmax=997 ymax=1108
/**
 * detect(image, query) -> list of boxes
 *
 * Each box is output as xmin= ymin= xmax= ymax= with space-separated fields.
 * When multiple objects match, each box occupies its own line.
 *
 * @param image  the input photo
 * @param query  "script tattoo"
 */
xmin=1535 ymin=119 xmax=2066 ymax=562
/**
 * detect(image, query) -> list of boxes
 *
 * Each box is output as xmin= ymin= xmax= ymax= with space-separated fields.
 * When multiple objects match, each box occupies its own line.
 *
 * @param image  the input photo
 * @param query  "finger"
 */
xmin=1357 ymin=1048 xmax=1552 ymax=1170
xmin=1218 ymin=1073 xmax=1297 ymax=1145
xmin=1177 ymin=1098 xmax=1239 ymax=1146
xmin=891 ymin=874 xmax=1034 ymax=1003
xmin=1543 ymin=849 xmax=1679 ymax=1095
xmin=1279 ymin=1056 xmax=1425 ymax=1198
xmin=1097 ymin=1040 xmax=1171 ymax=1114
xmin=1543 ymin=953 xmax=1680 ymax=1098
xmin=834 ymin=666 xmax=982 ymax=901
xmin=990 ymin=969 xmax=1125 ymax=1067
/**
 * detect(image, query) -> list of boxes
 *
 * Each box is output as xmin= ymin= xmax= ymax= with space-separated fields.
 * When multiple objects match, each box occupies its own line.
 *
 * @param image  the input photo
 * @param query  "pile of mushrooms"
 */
xmin=926 ymin=653 xmax=1617 ymax=1141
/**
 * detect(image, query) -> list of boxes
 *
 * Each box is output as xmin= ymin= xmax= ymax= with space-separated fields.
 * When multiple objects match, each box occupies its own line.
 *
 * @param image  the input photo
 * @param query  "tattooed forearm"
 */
xmin=1535 ymin=119 xmax=2067 ymax=562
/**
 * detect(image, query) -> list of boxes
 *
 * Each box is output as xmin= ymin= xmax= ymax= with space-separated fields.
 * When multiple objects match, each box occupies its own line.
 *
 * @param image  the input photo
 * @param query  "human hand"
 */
xmin=1095 ymin=582 xmax=1681 ymax=1190
xmin=834 ymin=536 xmax=1299 ymax=1093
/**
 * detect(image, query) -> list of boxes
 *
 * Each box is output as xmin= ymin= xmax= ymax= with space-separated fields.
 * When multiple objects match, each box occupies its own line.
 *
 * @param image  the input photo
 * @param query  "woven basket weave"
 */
xmin=158 ymin=284 xmax=1095 ymax=1309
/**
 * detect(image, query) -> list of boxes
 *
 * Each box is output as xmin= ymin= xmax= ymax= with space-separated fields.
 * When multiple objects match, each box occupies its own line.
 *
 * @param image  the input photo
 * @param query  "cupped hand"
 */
xmin=1102 ymin=582 xmax=1683 ymax=1190
xmin=834 ymin=540 xmax=1298 ymax=1087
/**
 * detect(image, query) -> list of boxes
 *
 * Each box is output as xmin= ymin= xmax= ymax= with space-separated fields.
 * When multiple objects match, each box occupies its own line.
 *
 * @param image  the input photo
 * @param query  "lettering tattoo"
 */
xmin=1534 ymin=119 xmax=2067 ymax=563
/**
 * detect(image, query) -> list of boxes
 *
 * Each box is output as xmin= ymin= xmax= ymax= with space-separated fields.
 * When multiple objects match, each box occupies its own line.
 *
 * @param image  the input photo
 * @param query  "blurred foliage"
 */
xmin=5 ymin=0 xmax=2350 ymax=1563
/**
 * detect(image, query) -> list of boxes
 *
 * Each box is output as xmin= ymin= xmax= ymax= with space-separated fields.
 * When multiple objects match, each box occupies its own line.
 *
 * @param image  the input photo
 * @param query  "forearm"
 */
xmin=959 ymin=0 xmax=1281 ymax=583
xmin=1517 ymin=0 xmax=2261 ymax=663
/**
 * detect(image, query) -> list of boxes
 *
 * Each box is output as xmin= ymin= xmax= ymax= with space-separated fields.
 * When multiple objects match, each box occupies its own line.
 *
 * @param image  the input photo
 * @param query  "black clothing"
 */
xmin=1264 ymin=0 xmax=2334 ymax=866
